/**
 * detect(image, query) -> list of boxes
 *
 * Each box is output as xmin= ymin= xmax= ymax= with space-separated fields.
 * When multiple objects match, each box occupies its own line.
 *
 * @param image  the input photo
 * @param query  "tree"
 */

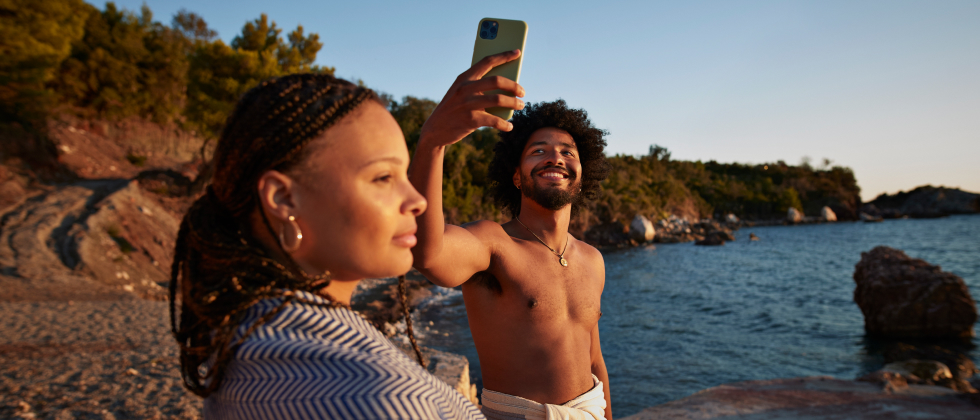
xmin=0 ymin=0 xmax=90 ymax=125
xmin=52 ymin=2 xmax=188 ymax=123
xmin=184 ymin=13 xmax=333 ymax=138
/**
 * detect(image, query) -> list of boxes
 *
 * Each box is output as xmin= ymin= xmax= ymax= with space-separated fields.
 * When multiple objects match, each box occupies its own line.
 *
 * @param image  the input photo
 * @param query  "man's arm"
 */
xmin=409 ymin=50 xmax=525 ymax=287
xmin=590 ymin=323 xmax=612 ymax=420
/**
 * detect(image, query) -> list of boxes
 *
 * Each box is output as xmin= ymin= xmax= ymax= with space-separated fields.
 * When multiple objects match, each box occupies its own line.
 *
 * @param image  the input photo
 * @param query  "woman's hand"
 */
xmin=418 ymin=49 xmax=526 ymax=149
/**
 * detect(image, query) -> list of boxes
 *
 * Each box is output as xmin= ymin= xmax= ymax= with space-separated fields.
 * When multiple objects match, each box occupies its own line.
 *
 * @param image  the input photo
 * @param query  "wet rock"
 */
xmin=881 ymin=342 xmax=978 ymax=392
xmin=857 ymin=370 xmax=909 ymax=392
xmin=629 ymin=214 xmax=655 ymax=243
xmin=860 ymin=212 xmax=884 ymax=222
xmin=695 ymin=235 xmax=725 ymax=246
xmin=853 ymin=246 xmax=977 ymax=339
xmin=820 ymin=206 xmax=837 ymax=222
xmin=786 ymin=207 xmax=803 ymax=223
xmin=621 ymin=376 xmax=979 ymax=420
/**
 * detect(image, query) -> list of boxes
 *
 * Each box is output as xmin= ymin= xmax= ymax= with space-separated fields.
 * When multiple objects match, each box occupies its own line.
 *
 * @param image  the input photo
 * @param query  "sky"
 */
xmin=105 ymin=0 xmax=979 ymax=201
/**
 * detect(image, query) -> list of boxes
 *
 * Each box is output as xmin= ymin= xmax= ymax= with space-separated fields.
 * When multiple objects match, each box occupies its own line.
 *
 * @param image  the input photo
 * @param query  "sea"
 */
xmin=409 ymin=214 xmax=980 ymax=418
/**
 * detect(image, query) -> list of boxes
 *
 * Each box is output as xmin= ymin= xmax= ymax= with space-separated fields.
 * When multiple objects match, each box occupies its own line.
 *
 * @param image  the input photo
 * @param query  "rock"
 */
xmin=695 ymin=235 xmax=724 ymax=246
xmin=724 ymin=213 xmax=739 ymax=225
xmin=883 ymin=360 xmax=953 ymax=382
xmin=857 ymin=370 xmax=909 ymax=392
xmin=749 ymin=233 xmax=759 ymax=241
xmin=881 ymin=343 xmax=978 ymax=392
xmin=584 ymin=221 xmax=631 ymax=248
xmin=853 ymin=246 xmax=977 ymax=339
xmin=786 ymin=207 xmax=803 ymax=223
xmin=393 ymin=343 xmax=478 ymax=405
xmin=695 ymin=231 xmax=726 ymax=246
xmin=620 ymin=376 xmax=979 ymax=420
xmin=820 ymin=206 xmax=837 ymax=222
xmin=860 ymin=212 xmax=884 ymax=222
xmin=629 ymin=214 xmax=655 ymax=243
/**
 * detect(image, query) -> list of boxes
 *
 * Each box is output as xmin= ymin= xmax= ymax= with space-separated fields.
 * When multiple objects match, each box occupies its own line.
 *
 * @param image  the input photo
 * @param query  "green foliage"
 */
xmin=0 ymin=0 xmax=90 ymax=124
xmin=185 ymin=13 xmax=334 ymax=138
xmin=389 ymin=96 xmax=437 ymax=156
xmin=52 ymin=2 xmax=189 ymax=123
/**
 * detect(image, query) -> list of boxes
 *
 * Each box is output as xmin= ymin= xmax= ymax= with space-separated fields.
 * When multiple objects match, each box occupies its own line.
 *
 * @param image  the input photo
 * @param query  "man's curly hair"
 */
xmin=489 ymin=99 xmax=610 ymax=217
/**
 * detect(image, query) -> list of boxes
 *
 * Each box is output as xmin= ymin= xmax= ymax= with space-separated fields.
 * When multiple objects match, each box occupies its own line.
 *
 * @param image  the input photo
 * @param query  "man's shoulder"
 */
xmin=460 ymin=219 xmax=510 ymax=240
xmin=573 ymin=236 xmax=604 ymax=263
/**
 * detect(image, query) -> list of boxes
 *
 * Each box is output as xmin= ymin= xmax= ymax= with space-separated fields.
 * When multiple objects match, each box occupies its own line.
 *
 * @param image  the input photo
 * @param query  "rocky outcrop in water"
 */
xmin=867 ymin=185 xmax=980 ymax=219
xmin=853 ymin=246 xmax=977 ymax=339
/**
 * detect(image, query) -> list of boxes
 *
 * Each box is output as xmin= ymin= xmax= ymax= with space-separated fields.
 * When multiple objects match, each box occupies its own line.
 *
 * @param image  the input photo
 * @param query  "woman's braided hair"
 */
xmin=169 ymin=73 xmax=425 ymax=398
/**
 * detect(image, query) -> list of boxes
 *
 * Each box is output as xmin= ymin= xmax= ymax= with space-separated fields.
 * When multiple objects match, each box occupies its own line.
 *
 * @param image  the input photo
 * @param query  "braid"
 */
xmin=171 ymin=74 xmax=378 ymax=397
xmin=398 ymin=275 xmax=427 ymax=368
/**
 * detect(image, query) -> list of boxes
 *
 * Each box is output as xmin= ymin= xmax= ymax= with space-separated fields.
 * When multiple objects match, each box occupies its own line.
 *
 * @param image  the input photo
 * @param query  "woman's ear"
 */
xmin=257 ymin=170 xmax=297 ymax=222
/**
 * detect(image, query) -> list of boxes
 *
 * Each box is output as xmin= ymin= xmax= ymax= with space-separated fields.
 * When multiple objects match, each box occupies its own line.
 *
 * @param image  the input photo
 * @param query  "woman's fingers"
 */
xmin=462 ymin=49 xmax=522 ymax=81
xmin=458 ymin=76 xmax=525 ymax=98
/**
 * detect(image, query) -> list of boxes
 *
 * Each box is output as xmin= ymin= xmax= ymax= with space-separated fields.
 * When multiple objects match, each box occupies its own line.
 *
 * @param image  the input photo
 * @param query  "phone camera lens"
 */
xmin=490 ymin=26 xmax=497 ymax=34
xmin=481 ymin=30 xmax=489 ymax=39
xmin=482 ymin=21 xmax=489 ymax=29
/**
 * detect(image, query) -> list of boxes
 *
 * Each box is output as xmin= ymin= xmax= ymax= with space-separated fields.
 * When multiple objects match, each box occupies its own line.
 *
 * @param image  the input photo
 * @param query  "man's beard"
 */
xmin=520 ymin=166 xmax=582 ymax=211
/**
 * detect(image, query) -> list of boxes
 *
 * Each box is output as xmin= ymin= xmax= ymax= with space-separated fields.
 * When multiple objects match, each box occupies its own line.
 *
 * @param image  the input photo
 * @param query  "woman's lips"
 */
xmin=393 ymin=229 xmax=418 ymax=248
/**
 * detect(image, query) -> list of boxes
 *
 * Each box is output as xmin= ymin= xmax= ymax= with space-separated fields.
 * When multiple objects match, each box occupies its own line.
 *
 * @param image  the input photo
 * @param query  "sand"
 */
xmin=0 ymin=299 xmax=201 ymax=419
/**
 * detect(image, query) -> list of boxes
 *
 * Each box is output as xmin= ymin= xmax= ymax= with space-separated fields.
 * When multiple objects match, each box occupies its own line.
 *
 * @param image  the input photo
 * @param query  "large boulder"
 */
xmin=786 ymin=207 xmax=803 ymax=223
xmin=820 ymin=206 xmax=837 ymax=222
xmin=629 ymin=215 xmax=655 ymax=243
xmin=853 ymin=246 xmax=977 ymax=339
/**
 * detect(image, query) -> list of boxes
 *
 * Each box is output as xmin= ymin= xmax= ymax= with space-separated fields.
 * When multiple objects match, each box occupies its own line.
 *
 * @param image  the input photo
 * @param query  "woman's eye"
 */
xmin=373 ymin=174 xmax=392 ymax=183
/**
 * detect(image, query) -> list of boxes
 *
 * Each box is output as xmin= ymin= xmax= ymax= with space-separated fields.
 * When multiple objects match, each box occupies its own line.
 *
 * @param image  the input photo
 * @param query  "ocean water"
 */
xmin=413 ymin=214 xmax=980 ymax=418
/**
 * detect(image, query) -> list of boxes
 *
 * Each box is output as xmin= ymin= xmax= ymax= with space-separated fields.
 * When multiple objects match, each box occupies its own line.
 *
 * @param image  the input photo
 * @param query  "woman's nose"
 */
xmin=403 ymin=182 xmax=427 ymax=217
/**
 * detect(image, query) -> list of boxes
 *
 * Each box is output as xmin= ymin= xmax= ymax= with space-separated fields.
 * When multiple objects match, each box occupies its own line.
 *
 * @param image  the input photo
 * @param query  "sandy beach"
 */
xmin=0 ymin=298 xmax=201 ymax=419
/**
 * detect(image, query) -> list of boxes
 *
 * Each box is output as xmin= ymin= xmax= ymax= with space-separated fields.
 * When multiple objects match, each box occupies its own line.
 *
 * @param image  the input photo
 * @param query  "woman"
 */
xmin=169 ymin=73 xmax=484 ymax=419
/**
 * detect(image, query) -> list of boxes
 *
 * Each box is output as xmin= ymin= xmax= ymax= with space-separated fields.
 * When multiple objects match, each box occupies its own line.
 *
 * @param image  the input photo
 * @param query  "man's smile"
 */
xmin=535 ymin=167 xmax=570 ymax=180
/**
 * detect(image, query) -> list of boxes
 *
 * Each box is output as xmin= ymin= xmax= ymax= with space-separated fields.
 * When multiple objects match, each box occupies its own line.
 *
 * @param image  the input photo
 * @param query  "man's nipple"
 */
xmin=528 ymin=298 xmax=538 ymax=309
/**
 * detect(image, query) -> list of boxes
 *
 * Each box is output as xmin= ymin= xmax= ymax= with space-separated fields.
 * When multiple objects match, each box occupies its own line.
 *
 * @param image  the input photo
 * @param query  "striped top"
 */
xmin=204 ymin=290 xmax=485 ymax=420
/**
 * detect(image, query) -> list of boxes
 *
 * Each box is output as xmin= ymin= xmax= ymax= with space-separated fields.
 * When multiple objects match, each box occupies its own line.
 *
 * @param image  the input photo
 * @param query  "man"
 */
xmin=410 ymin=51 xmax=612 ymax=420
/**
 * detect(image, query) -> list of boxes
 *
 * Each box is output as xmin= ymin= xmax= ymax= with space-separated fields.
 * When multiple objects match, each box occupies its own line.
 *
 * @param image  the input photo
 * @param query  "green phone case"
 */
xmin=471 ymin=18 xmax=527 ymax=121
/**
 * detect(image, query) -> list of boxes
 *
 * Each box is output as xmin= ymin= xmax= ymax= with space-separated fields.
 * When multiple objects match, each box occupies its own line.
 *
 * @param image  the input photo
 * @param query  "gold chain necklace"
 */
xmin=515 ymin=216 xmax=569 ymax=267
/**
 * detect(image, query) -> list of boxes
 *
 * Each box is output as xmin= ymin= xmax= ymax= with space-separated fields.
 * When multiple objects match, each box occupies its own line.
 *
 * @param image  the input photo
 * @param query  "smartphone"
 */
xmin=471 ymin=18 xmax=527 ymax=120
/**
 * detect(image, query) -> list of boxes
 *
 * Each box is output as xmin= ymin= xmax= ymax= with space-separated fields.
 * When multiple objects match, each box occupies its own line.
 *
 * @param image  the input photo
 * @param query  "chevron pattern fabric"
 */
xmin=203 ymin=290 xmax=485 ymax=419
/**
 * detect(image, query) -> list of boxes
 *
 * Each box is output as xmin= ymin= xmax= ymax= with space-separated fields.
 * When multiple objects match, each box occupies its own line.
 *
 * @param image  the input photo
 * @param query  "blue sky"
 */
xmin=106 ymin=0 xmax=979 ymax=201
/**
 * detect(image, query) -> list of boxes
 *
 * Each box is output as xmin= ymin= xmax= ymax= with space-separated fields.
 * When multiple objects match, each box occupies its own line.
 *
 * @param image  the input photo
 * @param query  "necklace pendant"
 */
xmin=560 ymin=257 xmax=568 ymax=267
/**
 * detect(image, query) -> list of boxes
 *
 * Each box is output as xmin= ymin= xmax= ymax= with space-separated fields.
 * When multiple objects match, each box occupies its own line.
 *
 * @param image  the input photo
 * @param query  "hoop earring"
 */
xmin=279 ymin=215 xmax=302 ymax=253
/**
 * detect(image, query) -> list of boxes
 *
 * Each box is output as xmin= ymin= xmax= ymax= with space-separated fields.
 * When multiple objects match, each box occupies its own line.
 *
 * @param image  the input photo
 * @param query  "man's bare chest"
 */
xmin=476 ymin=241 xmax=603 ymax=324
